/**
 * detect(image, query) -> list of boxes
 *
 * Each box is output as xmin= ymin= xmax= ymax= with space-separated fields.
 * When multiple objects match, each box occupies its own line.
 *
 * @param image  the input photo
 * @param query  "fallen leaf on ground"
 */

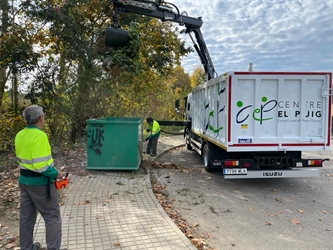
xmin=5 ymin=242 xmax=16 ymax=249
xmin=290 ymin=219 xmax=301 ymax=225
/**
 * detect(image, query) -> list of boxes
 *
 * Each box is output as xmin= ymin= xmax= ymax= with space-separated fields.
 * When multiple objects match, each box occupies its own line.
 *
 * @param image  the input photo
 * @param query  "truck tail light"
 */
xmin=224 ymin=160 xmax=239 ymax=167
xmin=243 ymin=162 xmax=250 ymax=168
xmin=308 ymin=160 xmax=322 ymax=166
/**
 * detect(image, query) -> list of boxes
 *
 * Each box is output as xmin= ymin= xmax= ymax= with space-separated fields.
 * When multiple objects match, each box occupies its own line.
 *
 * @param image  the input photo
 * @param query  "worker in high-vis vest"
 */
xmin=145 ymin=117 xmax=161 ymax=157
xmin=15 ymin=105 xmax=67 ymax=250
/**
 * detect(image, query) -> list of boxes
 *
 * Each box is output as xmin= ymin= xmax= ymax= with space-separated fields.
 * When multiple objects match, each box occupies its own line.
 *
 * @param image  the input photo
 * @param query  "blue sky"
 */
xmin=170 ymin=0 xmax=333 ymax=75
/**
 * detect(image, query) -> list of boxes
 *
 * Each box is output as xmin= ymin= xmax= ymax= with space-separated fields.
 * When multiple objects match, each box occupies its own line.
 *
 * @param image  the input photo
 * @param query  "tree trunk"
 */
xmin=11 ymin=68 xmax=18 ymax=114
xmin=70 ymin=62 xmax=91 ymax=143
xmin=0 ymin=68 xmax=6 ymax=112
xmin=0 ymin=0 xmax=9 ymax=110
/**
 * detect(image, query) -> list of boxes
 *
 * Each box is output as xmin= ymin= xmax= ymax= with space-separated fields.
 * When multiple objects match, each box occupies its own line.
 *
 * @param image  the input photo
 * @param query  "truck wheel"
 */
xmin=185 ymin=136 xmax=192 ymax=150
xmin=203 ymin=142 xmax=213 ymax=172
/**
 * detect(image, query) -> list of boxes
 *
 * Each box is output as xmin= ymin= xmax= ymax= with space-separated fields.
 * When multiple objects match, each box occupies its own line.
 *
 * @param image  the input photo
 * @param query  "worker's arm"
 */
xmin=32 ymin=134 xmax=64 ymax=180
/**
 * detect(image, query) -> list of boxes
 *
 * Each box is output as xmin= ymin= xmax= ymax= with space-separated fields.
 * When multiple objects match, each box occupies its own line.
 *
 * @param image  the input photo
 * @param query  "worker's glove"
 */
xmin=145 ymin=137 xmax=149 ymax=141
xmin=146 ymin=128 xmax=150 ymax=133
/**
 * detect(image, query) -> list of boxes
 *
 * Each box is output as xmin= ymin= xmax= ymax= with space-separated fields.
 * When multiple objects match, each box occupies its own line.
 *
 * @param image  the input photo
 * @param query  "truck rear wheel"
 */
xmin=185 ymin=129 xmax=192 ymax=150
xmin=203 ymin=142 xmax=213 ymax=172
xmin=185 ymin=136 xmax=192 ymax=150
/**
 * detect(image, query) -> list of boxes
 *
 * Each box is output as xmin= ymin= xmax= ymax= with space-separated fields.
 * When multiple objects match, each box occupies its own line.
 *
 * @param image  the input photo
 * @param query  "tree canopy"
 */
xmin=0 ymin=0 xmax=201 ymax=150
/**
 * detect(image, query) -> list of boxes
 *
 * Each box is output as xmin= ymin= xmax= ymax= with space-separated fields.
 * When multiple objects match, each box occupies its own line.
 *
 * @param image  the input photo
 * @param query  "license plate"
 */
xmin=223 ymin=168 xmax=247 ymax=175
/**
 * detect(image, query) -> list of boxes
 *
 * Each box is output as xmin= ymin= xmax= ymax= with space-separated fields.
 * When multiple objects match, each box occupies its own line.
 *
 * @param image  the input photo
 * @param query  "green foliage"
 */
xmin=170 ymin=66 xmax=192 ymax=99
xmin=137 ymin=17 xmax=191 ymax=75
xmin=0 ymin=0 xmax=40 ymax=109
xmin=0 ymin=25 xmax=38 ymax=72
xmin=1 ymin=0 xmax=197 ymax=147
xmin=0 ymin=101 xmax=25 ymax=152
xmin=190 ymin=66 xmax=206 ymax=88
xmin=103 ymin=23 xmax=141 ymax=71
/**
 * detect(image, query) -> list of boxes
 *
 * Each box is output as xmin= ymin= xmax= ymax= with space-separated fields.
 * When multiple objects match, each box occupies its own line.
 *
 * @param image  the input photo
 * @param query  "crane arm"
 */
xmin=105 ymin=0 xmax=216 ymax=80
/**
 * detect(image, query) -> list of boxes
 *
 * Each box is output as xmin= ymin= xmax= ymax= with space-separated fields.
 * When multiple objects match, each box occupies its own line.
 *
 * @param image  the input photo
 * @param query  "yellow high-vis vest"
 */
xmin=149 ymin=120 xmax=160 ymax=136
xmin=15 ymin=126 xmax=54 ymax=172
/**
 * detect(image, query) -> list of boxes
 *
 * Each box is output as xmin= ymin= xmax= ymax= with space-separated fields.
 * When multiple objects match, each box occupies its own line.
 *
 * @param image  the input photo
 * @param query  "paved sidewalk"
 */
xmin=33 ymin=136 xmax=195 ymax=250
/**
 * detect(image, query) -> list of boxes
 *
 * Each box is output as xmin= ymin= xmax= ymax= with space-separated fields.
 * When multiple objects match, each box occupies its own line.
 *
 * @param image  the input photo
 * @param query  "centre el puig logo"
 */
xmin=236 ymin=96 xmax=278 ymax=125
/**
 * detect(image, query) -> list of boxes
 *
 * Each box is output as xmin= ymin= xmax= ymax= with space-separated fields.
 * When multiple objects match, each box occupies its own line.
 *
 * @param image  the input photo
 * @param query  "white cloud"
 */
xmin=169 ymin=0 xmax=333 ymax=75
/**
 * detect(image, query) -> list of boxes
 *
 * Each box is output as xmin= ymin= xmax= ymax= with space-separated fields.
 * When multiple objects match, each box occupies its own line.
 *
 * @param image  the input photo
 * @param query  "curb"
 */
xmin=145 ymin=169 xmax=197 ymax=249
xmin=154 ymin=144 xmax=185 ymax=162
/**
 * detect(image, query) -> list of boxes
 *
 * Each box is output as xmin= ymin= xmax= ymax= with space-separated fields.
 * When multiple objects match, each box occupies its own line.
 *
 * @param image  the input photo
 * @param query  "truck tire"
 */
xmin=185 ymin=136 xmax=192 ymax=150
xmin=203 ymin=142 xmax=213 ymax=172
xmin=184 ymin=128 xmax=192 ymax=150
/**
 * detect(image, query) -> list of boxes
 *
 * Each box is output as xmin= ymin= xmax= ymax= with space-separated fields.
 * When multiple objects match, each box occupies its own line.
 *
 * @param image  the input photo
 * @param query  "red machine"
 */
xmin=54 ymin=173 xmax=69 ymax=190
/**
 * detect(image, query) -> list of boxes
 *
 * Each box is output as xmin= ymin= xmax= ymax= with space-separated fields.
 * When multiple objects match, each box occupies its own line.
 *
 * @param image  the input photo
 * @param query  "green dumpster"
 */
xmin=86 ymin=117 xmax=143 ymax=170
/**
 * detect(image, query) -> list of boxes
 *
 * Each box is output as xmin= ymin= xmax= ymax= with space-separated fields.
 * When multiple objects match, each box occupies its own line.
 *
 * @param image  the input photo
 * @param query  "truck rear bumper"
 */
xmin=223 ymin=168 xmax=320 ymax=179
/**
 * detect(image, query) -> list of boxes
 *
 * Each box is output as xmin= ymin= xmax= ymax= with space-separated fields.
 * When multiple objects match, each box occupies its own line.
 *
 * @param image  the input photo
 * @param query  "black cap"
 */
xmin=146 ymin=117 xmax=153 ymax=123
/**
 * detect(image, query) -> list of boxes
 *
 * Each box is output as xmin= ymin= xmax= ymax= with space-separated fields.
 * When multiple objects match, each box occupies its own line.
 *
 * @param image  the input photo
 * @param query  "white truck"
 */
xmin=182 ymin=72 xmax=332 ymax=178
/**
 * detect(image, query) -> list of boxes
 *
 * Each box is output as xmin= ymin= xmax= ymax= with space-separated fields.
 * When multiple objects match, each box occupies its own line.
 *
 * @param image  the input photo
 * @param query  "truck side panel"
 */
xmin=186 ymin=72 xmax=331 ymax=178
xmin=190 ymin=75 xmax=228 ymax=148
xmin=229 ymin=72 xmax=331 ymax=151
xmin=190 ymin=72 xmax=332 ymax=152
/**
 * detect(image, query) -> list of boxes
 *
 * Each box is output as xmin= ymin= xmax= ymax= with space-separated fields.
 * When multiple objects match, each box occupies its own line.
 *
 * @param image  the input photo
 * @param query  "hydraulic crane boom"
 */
xmin=105 ymin=0 xmax=217 ymax=80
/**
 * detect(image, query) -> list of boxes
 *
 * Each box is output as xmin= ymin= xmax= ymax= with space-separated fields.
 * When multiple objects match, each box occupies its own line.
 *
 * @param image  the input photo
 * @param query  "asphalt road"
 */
xmin=154 ymin=145 xmax=333 ymax=250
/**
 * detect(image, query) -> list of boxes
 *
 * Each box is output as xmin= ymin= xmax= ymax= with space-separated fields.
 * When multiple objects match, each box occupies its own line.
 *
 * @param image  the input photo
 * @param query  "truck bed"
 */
xmin=189 ymin=72 xmax=332 ymax=152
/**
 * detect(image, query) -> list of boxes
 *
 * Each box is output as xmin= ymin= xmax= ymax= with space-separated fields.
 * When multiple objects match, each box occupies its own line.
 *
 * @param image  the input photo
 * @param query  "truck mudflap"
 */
xmin=223 ymin=168 xmax=320 ymax=179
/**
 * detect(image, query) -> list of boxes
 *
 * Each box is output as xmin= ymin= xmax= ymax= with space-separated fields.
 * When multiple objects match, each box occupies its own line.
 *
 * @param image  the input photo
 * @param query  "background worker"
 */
xmin=15 ymin=105 xmax=67 ymax=250
xmin=145 ymin=117 xmax=161 ymax=157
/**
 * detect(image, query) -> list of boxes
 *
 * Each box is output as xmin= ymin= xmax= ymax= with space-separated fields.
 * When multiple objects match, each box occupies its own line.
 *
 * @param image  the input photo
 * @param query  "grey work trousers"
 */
xmin=19 ymin=183 xmax=62 ymax=250
xmin=146 ymin=135 xmax=159 ymax=155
